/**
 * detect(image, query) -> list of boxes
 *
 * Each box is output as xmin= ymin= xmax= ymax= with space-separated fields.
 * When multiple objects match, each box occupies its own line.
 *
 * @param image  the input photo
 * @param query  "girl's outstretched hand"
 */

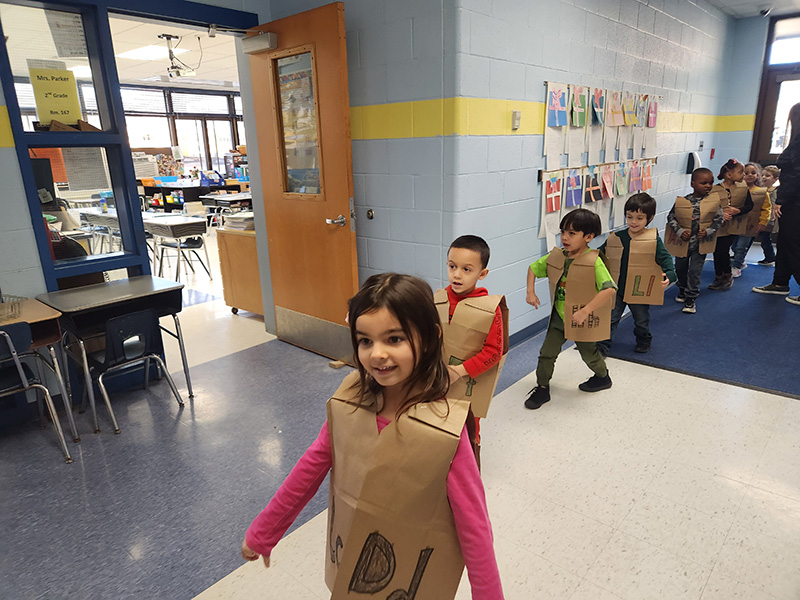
xmin=242 ymin=540 xmax=271 ymax=567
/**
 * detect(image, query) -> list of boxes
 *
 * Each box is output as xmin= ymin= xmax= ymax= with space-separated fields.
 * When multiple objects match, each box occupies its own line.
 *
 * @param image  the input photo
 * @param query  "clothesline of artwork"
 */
xmin=544 ymin=82 xmax=661 ymax=171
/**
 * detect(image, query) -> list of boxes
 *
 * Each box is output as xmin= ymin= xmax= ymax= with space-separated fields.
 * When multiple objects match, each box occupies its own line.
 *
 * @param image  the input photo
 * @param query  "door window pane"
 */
xmin=770 ymin=18 xmax=800 ymax=65
xmin=207 ymin=120 xmax=233 ymax=173
xmin=175 ymin=119 xmax=206 ymax=174
xmin=0 ymin=4 xmax=106 ymax=130
xmin=770 ymin=79 xmax=800 ymax=153
xmin=126 ymin=115 xmax=172 ymax=148
xmin=121 ymin=88 xmax=167 ymax=113
xmin=276 ymin=52 xmax=321 ymax=194
xmin=237 ymin=120 xmax=246 ymax=146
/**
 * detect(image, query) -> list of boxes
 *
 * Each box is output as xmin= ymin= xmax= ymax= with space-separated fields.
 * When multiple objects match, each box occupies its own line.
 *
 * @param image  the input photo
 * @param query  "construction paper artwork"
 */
xmin=565 ymin=169 xmax=583 ymax=207
xmin=607 ymin=91 xmax=625 ymax=127
xmin=623 ymin=93 xmax=638 ymax=126
xmin=636 ymin=95 xmax=648 ymax=127
xmin=615 ymin=163 xmax=628 ymax=196
xmin=545 ymin=176 xmax=562 ymax=213
xmin=584 ymin=167 xmax=602 ymax=203
xmin=547 ymin=85 xmax=568 ymax=127
xmin=591 ymin=88 xmax=605 ymax=126
xmin=629 ymin=161 xmax=642 ymax=192
xmin=648 ymin=100 xmax=658 ymax=127
xmin=571 ymin=86 xmax=587 ymax=127
xmin=601 ymin=165 xmax=614 ymax=198
xmin=642 ymin=162 xmax=652 ymax=190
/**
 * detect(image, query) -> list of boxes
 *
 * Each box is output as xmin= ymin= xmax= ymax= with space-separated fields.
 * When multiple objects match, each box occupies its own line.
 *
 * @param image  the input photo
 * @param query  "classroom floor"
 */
xmin=2 ymin=235 xmax=798 ymax=600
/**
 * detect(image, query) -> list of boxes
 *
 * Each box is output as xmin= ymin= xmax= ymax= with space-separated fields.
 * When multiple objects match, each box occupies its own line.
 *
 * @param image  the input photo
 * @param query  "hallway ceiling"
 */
xmin=704 ymin=0 xmax=800 ymax=18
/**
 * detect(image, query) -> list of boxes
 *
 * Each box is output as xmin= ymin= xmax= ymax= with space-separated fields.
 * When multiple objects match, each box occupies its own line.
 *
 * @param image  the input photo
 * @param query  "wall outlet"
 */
xmin=699 ymin=140 xmax=704 ymax=151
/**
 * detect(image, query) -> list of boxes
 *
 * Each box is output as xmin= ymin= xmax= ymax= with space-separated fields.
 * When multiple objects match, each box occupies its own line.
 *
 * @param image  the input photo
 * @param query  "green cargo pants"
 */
xmin=536 ymin=309 xmax=608 ymax=387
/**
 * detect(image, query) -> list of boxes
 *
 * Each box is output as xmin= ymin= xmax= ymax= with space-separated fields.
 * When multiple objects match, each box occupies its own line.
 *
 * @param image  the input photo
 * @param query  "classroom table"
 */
xmin=0 ymin=298 xmax=80 ymax=443
xmin=199 ymin=191 xmax=252 ymax=227
xmin=36 ymin=276 xmax=193 ymax=434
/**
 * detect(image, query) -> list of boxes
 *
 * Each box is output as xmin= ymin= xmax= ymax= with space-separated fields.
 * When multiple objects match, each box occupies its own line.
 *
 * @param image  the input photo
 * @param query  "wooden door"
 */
xmin=248 ymin=2 xmax=357 ymax=361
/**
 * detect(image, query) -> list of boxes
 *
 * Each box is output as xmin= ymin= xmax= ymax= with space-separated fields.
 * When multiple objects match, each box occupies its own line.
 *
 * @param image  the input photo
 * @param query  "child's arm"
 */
xmin=448 ymin=426 xmax=504 ymax=599
xmin=757 ymin=190 xmax=772 ymax=231
xmin=572 ymin=287 xmax=616 ymax=325
xmin=526 ymin=265 xmax=541 ymax=308
xmin=459 ymin=307 xmax=504 ymax=380
xmin=704 ymin=205 xmax=725 ymax=238
xmin=666 ymin=203 xmax=685 ymax=237
xmin=655 ymin=236 xmax=677 ymax=287
xmin=243 ymin=422 xmax=332 ymax=564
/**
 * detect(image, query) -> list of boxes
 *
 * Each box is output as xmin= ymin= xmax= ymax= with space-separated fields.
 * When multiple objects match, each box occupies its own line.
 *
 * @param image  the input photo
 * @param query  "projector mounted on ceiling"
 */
xmin=158 ymin=33 xmax=196 ymax=78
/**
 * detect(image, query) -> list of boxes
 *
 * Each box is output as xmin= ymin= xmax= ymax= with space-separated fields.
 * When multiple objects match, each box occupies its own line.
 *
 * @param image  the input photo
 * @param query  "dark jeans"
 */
xmin=713 ymin=235 xmax=735 ymax=277
xmin=537 ymin=310 xmax=607 ymax=387
xmin=773 ymin=204 xmax=800 ymax=287
xmin=597 ymin=293 xmax=651 ymax=354
xmin=731 ymin=235 xmax=754 ymax=269
xmin=675 ymin=250 xmax=706 ymax=300
xmin=758 ymin=230 xmax=776 ymax=262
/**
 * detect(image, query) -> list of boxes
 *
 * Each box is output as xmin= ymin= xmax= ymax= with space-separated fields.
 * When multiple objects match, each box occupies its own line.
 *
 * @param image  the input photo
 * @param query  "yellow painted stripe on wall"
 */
xmin=0 ymin=106 xmax=14 ymax=147
xmin=350 ymin=99 xmax=754 ymax=139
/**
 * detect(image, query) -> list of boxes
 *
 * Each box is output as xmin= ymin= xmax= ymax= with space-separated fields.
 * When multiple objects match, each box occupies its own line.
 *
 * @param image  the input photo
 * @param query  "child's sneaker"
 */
xmin=675 ymin=292 xmax=685 ymax=303
xmin=720 ymin=274 xmax=733 ymax=290
xmin=578 ymin=373 xmax=612 ymax=392
xmin=752 ymin=283 xmax=790 ymax=295
xmin=757 ymin=259 xmax=775 ymax=266
xmin=634 ymin=341 xmax=650 ymax=353
xmin=708 ymin=276 xmax=723 ymax=290
xmin=682 ymin=298 xmax=696 ymax=313
xmin=787 ymin=296 xmax=800 ymax=306
xmin=731 ymin=267 xmax=742 ymax=278
xmin=524 ymin=386 xmax=550 ymax=409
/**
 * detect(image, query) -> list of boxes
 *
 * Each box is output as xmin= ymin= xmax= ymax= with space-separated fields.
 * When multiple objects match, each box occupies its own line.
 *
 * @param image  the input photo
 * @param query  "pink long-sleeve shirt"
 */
xmin=246 ymin=415 xmax=504 ymax=600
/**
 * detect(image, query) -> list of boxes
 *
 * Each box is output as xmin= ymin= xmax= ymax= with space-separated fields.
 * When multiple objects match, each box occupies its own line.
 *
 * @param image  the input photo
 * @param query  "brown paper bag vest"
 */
xmin=664 ymin=195 xmax=719 ymax=256
xmin=605 ymin=229 xmax=665 ymax=305
xmin=716 ymin=182 xmax=750 ymax=236
xmin=744 ymin=187 xmax=768 ymax=237
xmin=545 ymin=248 xmax=611 ymax=342
xmin=326 ymin=372 xmax=467 ymax=600
xmin=434 ymin=290 xmax=509 ymax=418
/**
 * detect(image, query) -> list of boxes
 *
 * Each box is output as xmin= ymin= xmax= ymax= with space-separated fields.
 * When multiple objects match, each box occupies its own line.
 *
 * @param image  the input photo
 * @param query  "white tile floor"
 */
xmin=193 ymin=349 xmax=800 ymax=600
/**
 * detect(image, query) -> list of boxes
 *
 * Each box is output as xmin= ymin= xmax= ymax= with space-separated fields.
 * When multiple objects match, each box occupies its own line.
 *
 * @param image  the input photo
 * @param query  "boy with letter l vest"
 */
xmin=665 ymin=167 xmax=725 ymax=314
xmin=435 ymin=235 xmax=509 ymax=464
xmin=597 ymin=193 xmax=677 ymax=356
xmin=524 ymin=208 xmax=617 ymax=410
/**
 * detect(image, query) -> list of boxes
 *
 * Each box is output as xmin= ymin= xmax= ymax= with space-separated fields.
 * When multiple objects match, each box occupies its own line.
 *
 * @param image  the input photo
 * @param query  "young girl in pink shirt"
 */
xmin=241 ymin=273 xmax=504 ymax=599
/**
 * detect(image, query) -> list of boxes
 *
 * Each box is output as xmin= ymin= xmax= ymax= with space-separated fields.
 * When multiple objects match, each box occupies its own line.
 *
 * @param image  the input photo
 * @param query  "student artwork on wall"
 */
xmin=623 ymin=92 xmax=638 ymax=126
xmin=607 ymin=91 xmax=625 ymax=127
xmin=571 ymin=85 xmax=587 ymax=128
xmin=565 ymin=170 xmax=583 ymax=207
xmin=636 ymin=95 xmax=648 ymax=127
xmin=629 ymin=161 xmax=642 ymax=192
xmin=642 ymin=161 xmax=653 ymax=190
xmin=547 ymin=83 xmax=568 ymax=127
xmin=584 ymin=167 xmax=602 ymax=203
xmin=647 ymin=100 xmax=658 ymax=127
xmin=545 ymin=176 xmax=562 ymax=213
xmin=615 ymin=163 xmax=628 ymax=196
xmin=601 ymin=165 xmax=615 ymax=198
xmin=591 ymin=88 xmax=605 ymax=126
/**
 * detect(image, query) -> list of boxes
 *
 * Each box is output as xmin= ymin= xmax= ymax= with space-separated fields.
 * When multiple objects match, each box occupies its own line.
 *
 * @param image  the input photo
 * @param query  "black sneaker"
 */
xmin=675 ymin=293 xmax=685 ymax=303
xmin=757 ymin=259 xmax=775 ymax=266
xmin=720 ymin=274 xmax=733 ymax=290
xmin=682 ymin=298 xmax=696 ymax=313
xmin=752 ymin=283 xmax=790 ymax=295
xmin=634 ymin=342 xmax=650 ymax=353
xmin=578 ymin=373 xmax=612 ymax=392
xmin=524 ymin=385 xmax=551 ymax=409
xmin=708 ymin=276 xmax=723 ymax=290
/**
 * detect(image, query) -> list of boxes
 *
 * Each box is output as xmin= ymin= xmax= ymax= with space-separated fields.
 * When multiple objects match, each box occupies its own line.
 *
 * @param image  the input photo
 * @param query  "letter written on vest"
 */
xmin=545 ymin=248 xmax=612 ymax=342
xmin=326 ymin=372 xmax=467 ymax=600
xmin=664 ymin=194 xmax=719 ymax=256
xmin=716 ymin=182 xmax=750 ymax=236
xmin=604 ymin=229 xmax=665 ymax=305
xmin=433 ymin=290 xmax=509 ymax=418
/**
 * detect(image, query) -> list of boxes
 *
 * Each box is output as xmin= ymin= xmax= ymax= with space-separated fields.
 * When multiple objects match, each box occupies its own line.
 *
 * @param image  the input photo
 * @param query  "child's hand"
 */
xmin=722 ymin=211 xmax=732 ymax=221
xmin=698 ymin=228 xmax=707 ymax=239
xmin=774 ymin=205 xmax=782 ymax=219
xmin=681 ymin=230 xmax=691 ymax=241
xmin=447 ymin=364 xmax=466 ymax=384
xmin=572 ymin=308 xmax=589 ymax=326
xmin=526 ymin=291 xmax=540 ymax=308
xmin=660 ymin=273 xmax=669 ymax=288
xmin=242 ymin=540 xmax=271 ymax=568
xmin=756 ymin=223 xmax=765 ymax=233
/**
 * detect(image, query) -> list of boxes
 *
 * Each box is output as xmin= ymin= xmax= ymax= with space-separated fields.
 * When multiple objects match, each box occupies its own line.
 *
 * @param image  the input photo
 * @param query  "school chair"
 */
xmin=0 ymin=322 xmax=72 ymax=463
xmin=156 ymin=236 xmax=212 ymax=282
xmin=83 ymin=309 xmax=183 ymax=434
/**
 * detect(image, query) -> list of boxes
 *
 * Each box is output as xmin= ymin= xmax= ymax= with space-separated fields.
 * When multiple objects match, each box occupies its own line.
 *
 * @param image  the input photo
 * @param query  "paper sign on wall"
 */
xmin=29 ymin=68 xmax=82 ymax=126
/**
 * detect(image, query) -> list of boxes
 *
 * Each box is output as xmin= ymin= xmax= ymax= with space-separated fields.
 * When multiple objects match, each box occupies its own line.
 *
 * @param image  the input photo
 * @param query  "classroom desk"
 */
xmin=0 ymin=298 xmax=80 ymax=442
xmin=199 ymin=192 xmax=252 ymax=227
xmin=36 ymin=276 xmax=193 ymax=433
xmin=143 ymin=184 xmax=243 ymax=212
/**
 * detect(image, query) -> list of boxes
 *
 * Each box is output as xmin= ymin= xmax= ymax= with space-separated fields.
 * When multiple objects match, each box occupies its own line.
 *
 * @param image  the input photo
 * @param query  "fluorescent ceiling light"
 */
xmin=69 ymin=65 xmax=92 ymax=78
xmin=116 ymin=45 xmax=189 ymax=61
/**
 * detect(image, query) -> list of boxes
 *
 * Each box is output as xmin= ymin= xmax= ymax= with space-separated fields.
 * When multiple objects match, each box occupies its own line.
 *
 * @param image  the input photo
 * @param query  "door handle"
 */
xmin=325 ymin=214 xmax=346 ymax=227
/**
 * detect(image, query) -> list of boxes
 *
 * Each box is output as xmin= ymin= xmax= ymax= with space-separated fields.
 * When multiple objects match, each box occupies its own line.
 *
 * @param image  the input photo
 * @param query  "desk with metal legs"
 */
xmin=36 ymin=276 xmax=192 ymax=434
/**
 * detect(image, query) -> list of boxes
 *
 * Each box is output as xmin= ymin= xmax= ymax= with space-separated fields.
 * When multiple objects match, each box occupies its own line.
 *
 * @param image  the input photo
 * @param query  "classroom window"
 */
xmin=126 ymin=115 xmax=172 ymax=147
xmin=175 ymin=118 xmax=207 ymax=172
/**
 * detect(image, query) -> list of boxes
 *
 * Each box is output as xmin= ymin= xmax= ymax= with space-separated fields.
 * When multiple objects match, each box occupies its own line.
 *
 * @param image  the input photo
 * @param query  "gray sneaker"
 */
xmin=787 ymin=296 xmax=800 ymax=306
xmin=752 ymin=284 xmax=790 ymax=295
xmin=682 ymin=299 xmax=696 ymax=313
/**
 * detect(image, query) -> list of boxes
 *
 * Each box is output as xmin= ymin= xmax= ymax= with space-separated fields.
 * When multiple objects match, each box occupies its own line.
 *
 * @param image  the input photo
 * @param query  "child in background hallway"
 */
xmin=731 ymin=163 xmax=772 ymax=277
xmin=524 ymin=209 xmax=617 ymax=410
xmin=666 ymin=168 xmax=725 ymax=313
xmin=756 ymin=165 xmax=780 ymax=266
xmin=597 ymin=193 xmax=676 ymax=356
xmin=242 ymin=273 xmax=504 ymax=600
xmin=709 ymin=159 xmax=753 ymax=290
xmin=436 ymin=235 xmax=507 ymax=467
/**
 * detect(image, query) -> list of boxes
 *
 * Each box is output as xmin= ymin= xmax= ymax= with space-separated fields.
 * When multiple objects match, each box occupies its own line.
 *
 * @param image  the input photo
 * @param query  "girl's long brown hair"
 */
xmin=347 ymin=273 xmax=449 ymax=418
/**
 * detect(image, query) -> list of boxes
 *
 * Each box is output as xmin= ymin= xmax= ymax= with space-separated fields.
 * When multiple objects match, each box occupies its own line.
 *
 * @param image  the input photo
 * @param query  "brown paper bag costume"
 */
xmin=326 ymin=372 xmax=468 ymax=600
xmin=545 ymin=248 xmax=611 ymax=342
xmin=744 ymin=187 xmax=769 ymax=237
xmin=716 ymin=182 xmax=750 ymax=236
xmin=604 ymin=229 xmax=665 ymax=306
xmin=664 ymin=194 xmax=719 ymax=256
xmin=433 ymin=290 xmax=509 ymax=418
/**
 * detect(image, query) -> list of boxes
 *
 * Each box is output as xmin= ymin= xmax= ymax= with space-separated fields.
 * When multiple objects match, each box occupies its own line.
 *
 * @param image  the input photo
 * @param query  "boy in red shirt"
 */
xmin=435 ymin=235 xmax=507 ymax=465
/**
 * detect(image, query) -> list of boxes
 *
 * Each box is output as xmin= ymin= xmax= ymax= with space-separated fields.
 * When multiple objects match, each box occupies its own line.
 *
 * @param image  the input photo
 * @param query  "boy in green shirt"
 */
xmin=525 ymin=209 xmax=617 ymax=409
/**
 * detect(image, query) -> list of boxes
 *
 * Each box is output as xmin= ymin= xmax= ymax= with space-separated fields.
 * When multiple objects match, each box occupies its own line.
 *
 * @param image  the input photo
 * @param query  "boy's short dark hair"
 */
xmin=691 ymin=167 xmax=713 ymax=180
xmin=560 ymin=208 xmax=601 ymax=237
xmin=449 ymin=235 xmax=490 ymax=269
xmin=625 ymin=193 xmax=656 ymax=222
